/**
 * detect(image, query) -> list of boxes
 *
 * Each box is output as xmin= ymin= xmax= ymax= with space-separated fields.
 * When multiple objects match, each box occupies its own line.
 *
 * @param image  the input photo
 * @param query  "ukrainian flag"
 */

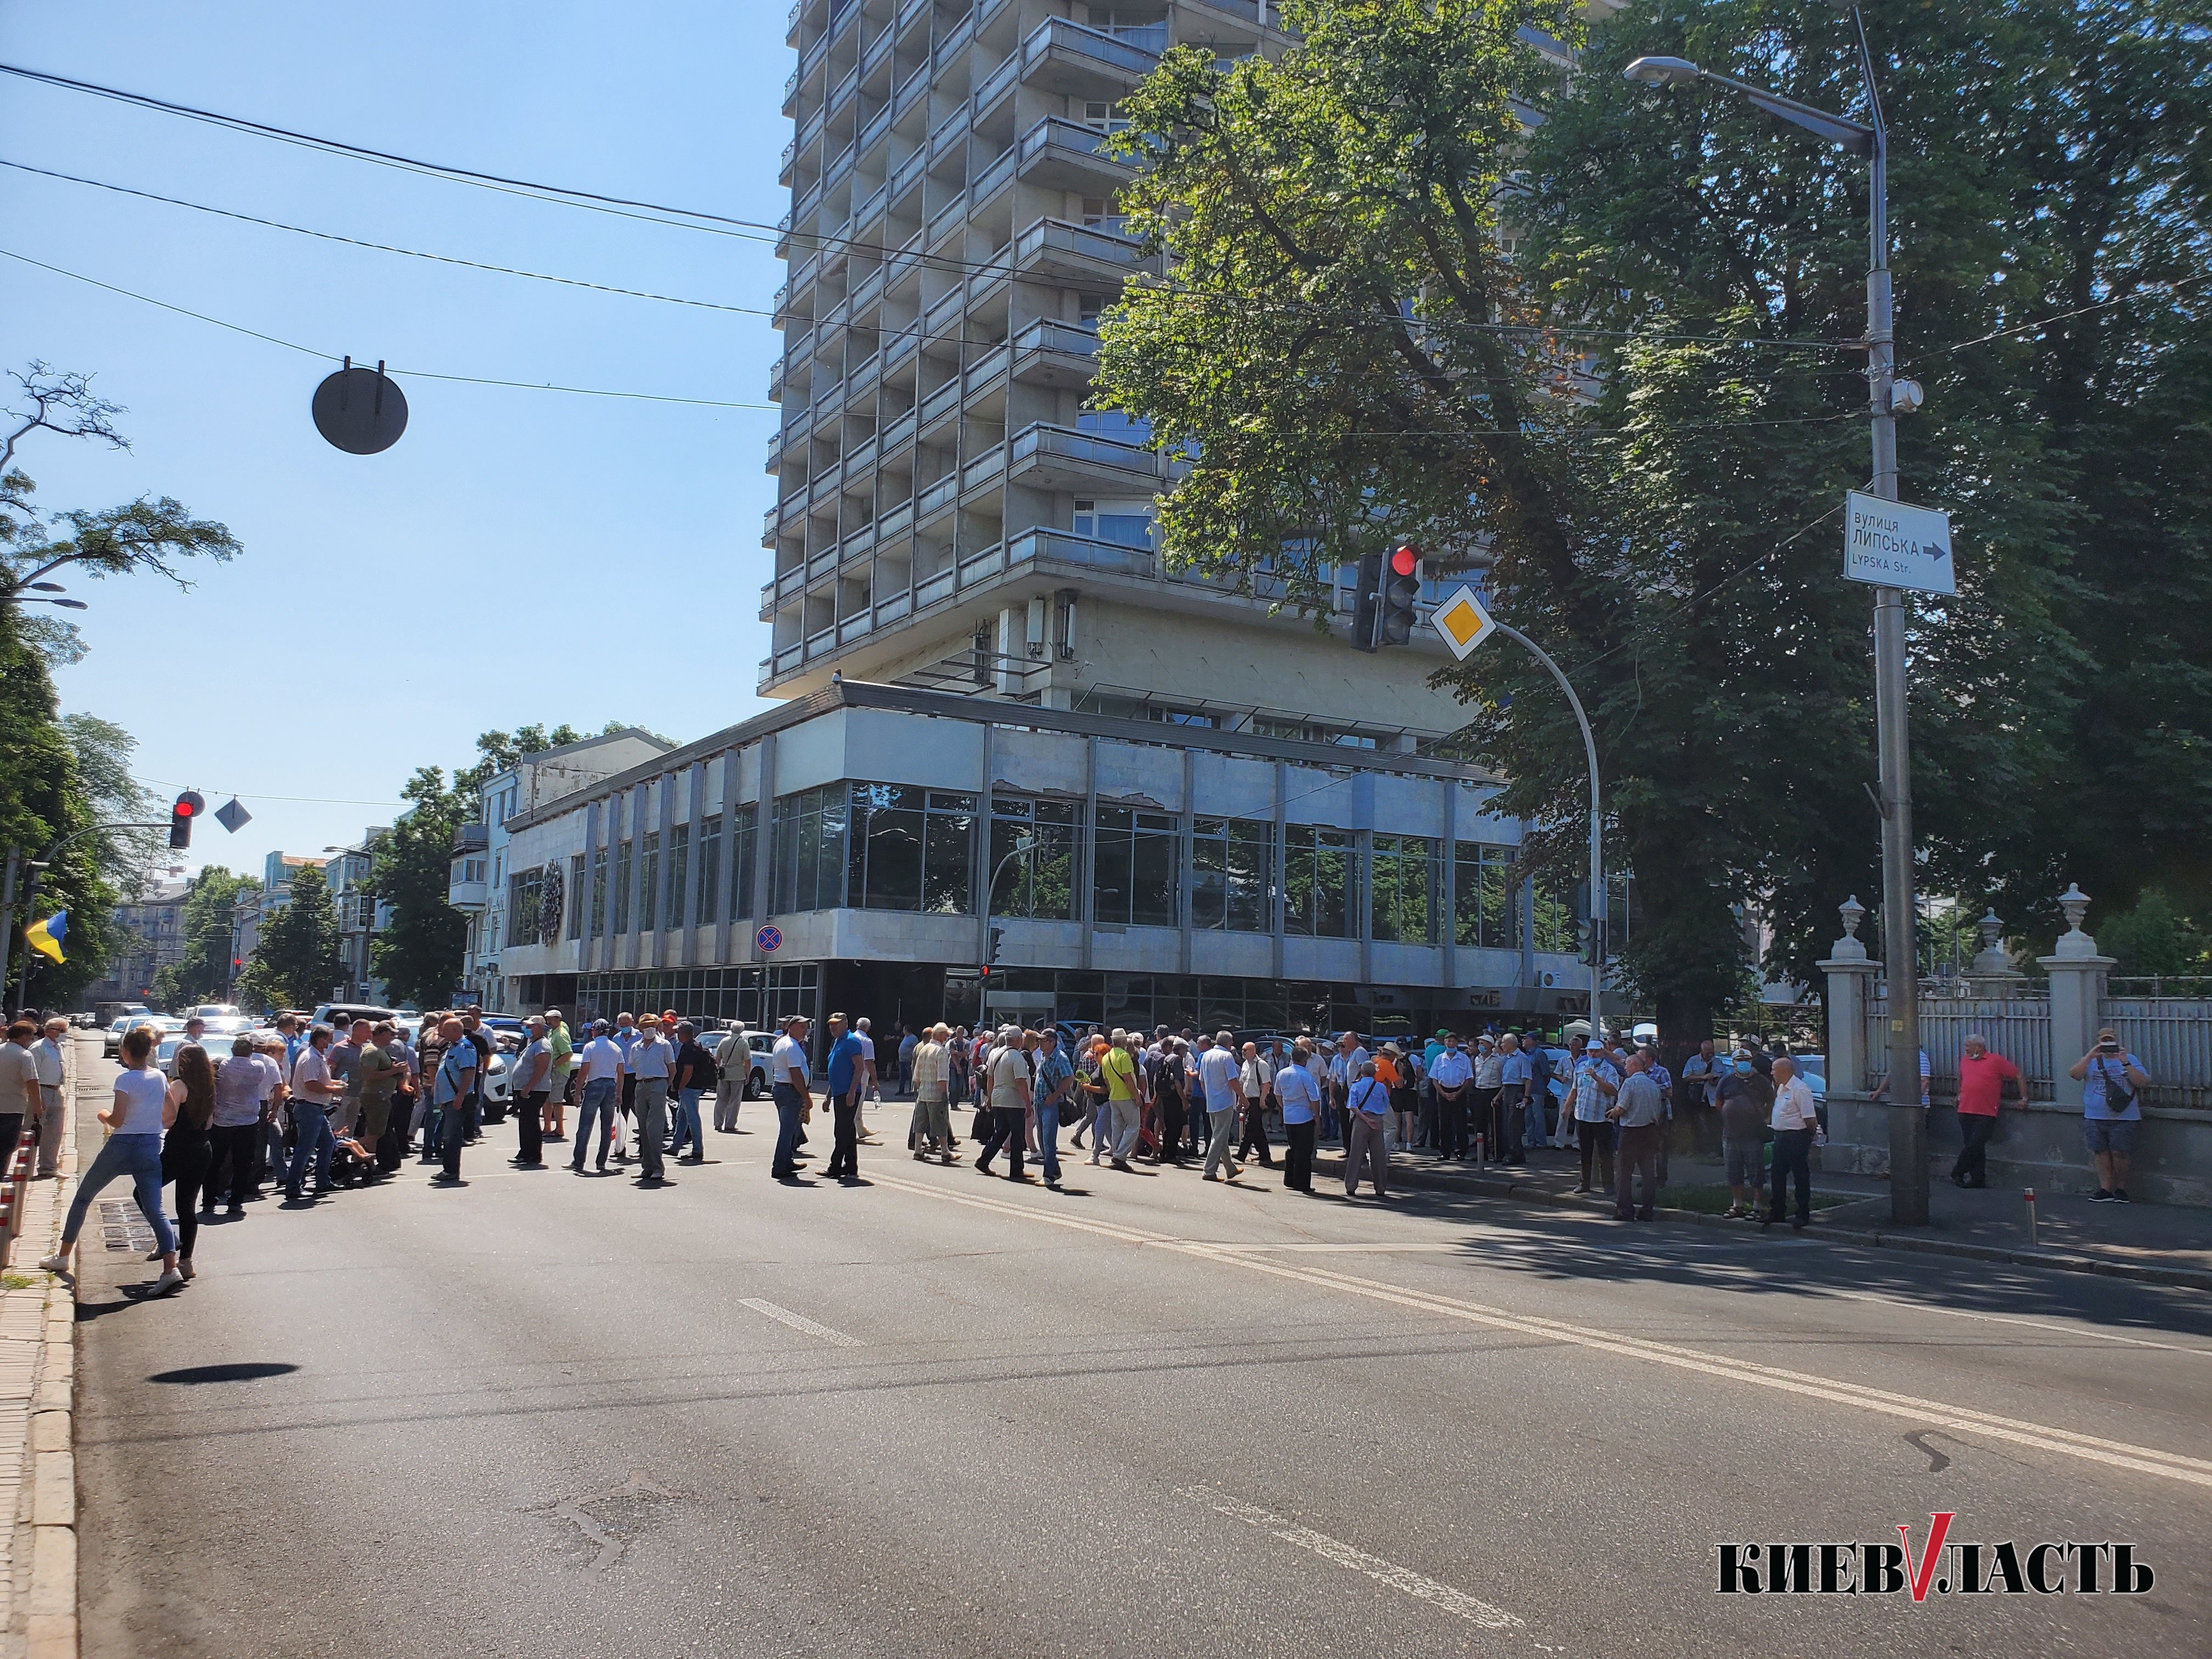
xmin=24 ymin=911 xmax=66 ymax=964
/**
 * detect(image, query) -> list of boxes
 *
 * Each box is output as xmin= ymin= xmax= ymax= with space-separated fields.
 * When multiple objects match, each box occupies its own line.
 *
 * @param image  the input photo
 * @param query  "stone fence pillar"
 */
xmin=1818 ymin=895 xmax=1879 ymax=1093
xmin=2038 ymin=882 xmax=2113 ymax=1111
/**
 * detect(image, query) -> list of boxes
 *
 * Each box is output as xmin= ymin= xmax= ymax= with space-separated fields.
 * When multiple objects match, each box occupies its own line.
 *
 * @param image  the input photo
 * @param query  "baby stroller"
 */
xmin=327 ymin=1133 xmax=381 ymax=1189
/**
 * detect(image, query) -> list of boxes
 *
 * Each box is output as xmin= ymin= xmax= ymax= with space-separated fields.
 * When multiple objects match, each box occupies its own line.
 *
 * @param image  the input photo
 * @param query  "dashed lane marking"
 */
xmin=1178 ymin=1486 xmax=1522 ymax=1630
xmin=738 ymin=1297 xmax=862 ymax=1347
xmin=865 ymin=1169 xmax=2212 ymax=1493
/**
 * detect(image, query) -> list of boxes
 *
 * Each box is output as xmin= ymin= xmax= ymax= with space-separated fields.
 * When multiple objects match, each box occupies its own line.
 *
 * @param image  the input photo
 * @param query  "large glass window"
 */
xmin=611 ymin=839 xmax=633 ymax=934
xmin=637 ymin=832 xmax=659 ymax=933
xmin=505 ymin=867 xmax=543 ymax=948
xmin=696 ymin=814 xmax=721 ymax=925
xmin=1370 ymin=835 xmax=1440 ymax=944
xmin=1192 ymin=816 xmax=1272 ymax=933
xmin=844 ymin=783 xmax=975 ymax=913
xmin=989 ymin=796 xmax=1080 ymax=919
xmin=1282 ymin=824 xmax=1353 ymax=938
xmin=731 ymin=803 xmax=759 ymax=918
xmin=665 ymin=823 xmax=688 ymax=930
xmin=1533 ymin=874 xmax=1577 ymax=953
xmin=773 ymin=787 xmax=848 ymax=913
xmin=1094 ymin=806 xmax=1180 ymax=928
xmin=589 ymin=848 xmax=608 ymax=939
xmin=1453 ymin=841 xmax=1516 ymax=949
xmin=568 ymin=854 xmax=586 ymax=940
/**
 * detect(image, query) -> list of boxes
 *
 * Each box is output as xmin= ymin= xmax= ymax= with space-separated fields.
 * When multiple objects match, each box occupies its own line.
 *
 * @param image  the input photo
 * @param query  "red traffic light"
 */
xmin=1391 ymin=544 xmax=1419 ymax=577
xmin=175 ymin=798 xmax=196 ymax=817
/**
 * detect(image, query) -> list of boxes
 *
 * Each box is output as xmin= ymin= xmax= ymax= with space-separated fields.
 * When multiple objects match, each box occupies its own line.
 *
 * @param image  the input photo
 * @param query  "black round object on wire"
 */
xmin=311 ymin=357 xmax=408 ymax=454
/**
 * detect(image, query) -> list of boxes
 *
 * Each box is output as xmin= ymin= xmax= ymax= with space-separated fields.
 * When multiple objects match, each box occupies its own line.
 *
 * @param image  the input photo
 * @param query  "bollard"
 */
xmin=2024 ymin=1187 xmax=2038 ymax=1248
xmin=1474 ymin=1132 xmax=1485 ymax=1166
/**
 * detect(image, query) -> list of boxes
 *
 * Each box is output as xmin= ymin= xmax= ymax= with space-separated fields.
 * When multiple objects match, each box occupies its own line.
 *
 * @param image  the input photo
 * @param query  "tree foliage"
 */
xmin=235 ymin=866 xmax=341 ymax=1013
xmin=152 ymin=865 xmax=257 ymax=1011
xmin=1092 ymin=0 xmax=2212 ymax=1038
xmin=371 ymin=768 xmax=470 ymax=1011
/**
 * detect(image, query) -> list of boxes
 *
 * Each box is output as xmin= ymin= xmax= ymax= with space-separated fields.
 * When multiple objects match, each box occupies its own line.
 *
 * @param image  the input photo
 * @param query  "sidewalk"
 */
xmin=0 ymin=1036 xmax=85 ymax=1659
xmin=1305 ymin=1137 xmax=2212 ymax=1291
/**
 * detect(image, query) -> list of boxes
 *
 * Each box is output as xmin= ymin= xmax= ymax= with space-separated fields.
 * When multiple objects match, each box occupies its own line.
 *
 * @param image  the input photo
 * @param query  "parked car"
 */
xmin=311 ymin=1002 xmax=401 ymax=1030
xmin=105 ymin=1011 xmax=167 ymax=1057
xmin=187 ymin=1003 xmax=244 ymax=1022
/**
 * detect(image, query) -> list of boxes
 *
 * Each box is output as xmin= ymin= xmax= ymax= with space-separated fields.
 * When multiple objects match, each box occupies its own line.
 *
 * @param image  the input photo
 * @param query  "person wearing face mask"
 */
xmin=1716 ymin=1047 xmax=1774 ymax=1218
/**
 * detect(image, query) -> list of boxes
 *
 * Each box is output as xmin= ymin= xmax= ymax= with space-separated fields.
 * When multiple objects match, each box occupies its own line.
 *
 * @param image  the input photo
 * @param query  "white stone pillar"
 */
xmin=2038 ymin=883 xmax=2113 ymax=1111
xmin=1818 ymin=895 xmax=1879 ymax=1093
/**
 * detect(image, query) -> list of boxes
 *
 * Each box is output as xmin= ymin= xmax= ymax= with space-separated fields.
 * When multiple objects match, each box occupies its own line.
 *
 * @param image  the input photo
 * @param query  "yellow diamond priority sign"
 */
xmin=1431 ymin=584 xmax=1496 ymax=661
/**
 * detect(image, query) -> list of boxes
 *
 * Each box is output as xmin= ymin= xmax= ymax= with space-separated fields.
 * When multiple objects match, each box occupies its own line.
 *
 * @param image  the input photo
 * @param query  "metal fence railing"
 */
xmin=1861 ymin=991 xmax=2210 ymax=1109
xmin=2105 ymin=998 xmax=2212 ymax=1110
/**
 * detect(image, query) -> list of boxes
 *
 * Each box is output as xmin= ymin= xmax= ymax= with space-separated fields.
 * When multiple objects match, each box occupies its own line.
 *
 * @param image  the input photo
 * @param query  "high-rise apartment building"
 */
xmin=761 ymin=0 xmax=1481 ymax=735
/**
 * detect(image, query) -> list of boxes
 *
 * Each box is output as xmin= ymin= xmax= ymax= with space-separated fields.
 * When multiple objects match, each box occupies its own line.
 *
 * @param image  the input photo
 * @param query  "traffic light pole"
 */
xmin=1488 ymin=622 xmax=1605 ymax=1040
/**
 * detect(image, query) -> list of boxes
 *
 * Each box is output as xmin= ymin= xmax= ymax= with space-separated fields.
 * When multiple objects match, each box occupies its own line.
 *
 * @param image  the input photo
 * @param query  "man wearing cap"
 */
xmin=543 ymin=1009 xmax=574 ymax=1142
xmin=770 ymin=1014 xmax=813 ymax=1182
xmin=569 ymin=1019 xmax=626 ymax=1175
xmin=1428 ymin=1032 xmax=1471 ymax=1160
xmin=822 ymin=1012 xmax=866 ymax=1183
xmin=627 ymin=1015 xmax=673 ymax=1186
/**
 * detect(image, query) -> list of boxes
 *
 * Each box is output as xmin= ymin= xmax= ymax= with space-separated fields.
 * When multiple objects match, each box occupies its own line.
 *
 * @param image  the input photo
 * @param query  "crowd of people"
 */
xmin=12 ymin=993 xmax=2141 ymax=1293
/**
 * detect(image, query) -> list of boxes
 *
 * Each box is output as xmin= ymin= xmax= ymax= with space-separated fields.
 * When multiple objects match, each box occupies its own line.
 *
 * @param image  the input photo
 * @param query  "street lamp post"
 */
xmin=978 ymin=835 xmax=1035 ymax=1026
xmin=1627 ymin=5 xmax=1927 ymax=1223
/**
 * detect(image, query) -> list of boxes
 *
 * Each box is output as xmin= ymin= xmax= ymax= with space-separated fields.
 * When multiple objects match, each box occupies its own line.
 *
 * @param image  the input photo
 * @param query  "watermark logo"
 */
xmin=1717 ymin=1515 xmax=2154 ymax=1599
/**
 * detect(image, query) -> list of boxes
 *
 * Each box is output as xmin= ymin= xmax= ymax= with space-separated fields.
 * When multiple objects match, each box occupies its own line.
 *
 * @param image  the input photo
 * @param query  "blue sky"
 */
xmin=2 ymin=1 xmax=788 ymax=881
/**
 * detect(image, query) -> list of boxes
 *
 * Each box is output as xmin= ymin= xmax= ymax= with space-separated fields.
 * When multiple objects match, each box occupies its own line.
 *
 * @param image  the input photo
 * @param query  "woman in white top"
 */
xmin=43 ymin=1024 xmax=184 ymax=1293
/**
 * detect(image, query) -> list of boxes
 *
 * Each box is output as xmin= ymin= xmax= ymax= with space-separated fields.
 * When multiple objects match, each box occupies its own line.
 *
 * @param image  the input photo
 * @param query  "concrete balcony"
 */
xmin=1015 ymin=216 xmax=1156 ymax=285
xmin=1010 ymin=318 xmax=1099 ymax=387
xmin=1015 ymin=116 xmax=1140 ymax=194
xmin=447 ymin=876 xmax=488 ymax=911
xmin=1018 ymin=16 xmax=1159 ymax=97
xmin=452 ymin=822 xmax=488 ymax=855
xmin=1008 ymin=421 xmax=1174 ymax=494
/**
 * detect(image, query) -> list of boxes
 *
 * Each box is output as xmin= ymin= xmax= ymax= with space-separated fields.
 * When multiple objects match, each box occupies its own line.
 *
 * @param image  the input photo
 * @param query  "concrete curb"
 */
xmin=13 ymin=1040 xmax=82 ymax=1659
xmin=1308 ymin=1147 xmax=2212 ymax=1294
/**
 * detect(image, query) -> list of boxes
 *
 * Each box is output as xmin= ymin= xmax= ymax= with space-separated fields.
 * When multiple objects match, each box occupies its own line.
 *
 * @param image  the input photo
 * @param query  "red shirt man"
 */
xmin=1955 ymin=1037 xmax=2022 ymax=1117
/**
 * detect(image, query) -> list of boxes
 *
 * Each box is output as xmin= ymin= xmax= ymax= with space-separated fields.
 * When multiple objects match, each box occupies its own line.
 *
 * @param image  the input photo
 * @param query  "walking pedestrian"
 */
xmin=428 ymin=1017 xmax=476 ymax=1186
xmin=770 ymin=1014 xmax=813 ymax=1182
xmin=897 ymin=1024 xmax=918 ymax=1098
xmin=1717 ymin=1048 xmax=1774 ymax=1217
xmin=1523 ymin=1035 xmax=1555 ymax=1149
xmin=1152 ymin=1037 xmax=1189 ymax=1164
xmin=1073 ymin=1034 xmax=1107 ymax=1154
xmin=1032 ymin=1026 xmax=1072 ymax=1188
xmin=910 ymin=1023 xmax=953 ymax=1162
xmin=1238 ymin=1041 xmax=1276 ymax=1167
xmin=1102 ymin=1031 xmax=1144 ymax=1170
xmin=974 ymin=1025 xmax=1034 ymax=1181
xmin=1199 ymin=1029 xmax=1244 ymax=1182
xmin=1276 ymin=1039 xmax=1321 ymax=1193
xmin=1950 ymin=1032 xmax=2021 ymax=1189
xmin=853 ymin=1015 xmax=883 ymax=1146
xmin=2069 ymin=1026 xmax=2149 ymax=1203
xmin=30 ymin=1017 xmax=66 ymax=1178
xmin=42 ymin=1025 xmax=183 ymax=1291
xmin=1609 ymin=1051 xmax=1664 ymax=1221
xmin=1763 ymin=1055 xmax=1819 ymax=1229
xmin=1429 ymin=1032 xmax=1470 ymax=1159
xmin=161 ymin=1043 xmax=217 ymax=1280
xmin=1343 ymin=1059 xmax=1392 ymax=1198
xmin=286 ymin=1025 xmax=345 ymax=1202
xmin=509 ymin=1017 xmax=551 ymax=1168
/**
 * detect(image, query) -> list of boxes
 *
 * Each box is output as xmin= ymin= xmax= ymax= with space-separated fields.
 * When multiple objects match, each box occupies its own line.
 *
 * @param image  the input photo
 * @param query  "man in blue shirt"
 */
xmin=1274 ymin=1040 xmax=1322 ymax=1193
xmin=1031 ymin=1028 xmax=1075 ymax=1188
xmin=822 ymin=1012 xmax=866 ymax=1183
xmin=429 ymin=1017 xmax=476 ymax=1187
xmin=611 ymin=1012 xmax=641 ymax=1149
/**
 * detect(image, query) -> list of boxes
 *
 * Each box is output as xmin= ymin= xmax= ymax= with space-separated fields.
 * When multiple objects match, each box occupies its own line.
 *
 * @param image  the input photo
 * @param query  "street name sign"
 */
xmin=1430 ymin=583 xmax=1497 ymax=661
xmin=1843 ymin=490 xmax=1954 ymax=595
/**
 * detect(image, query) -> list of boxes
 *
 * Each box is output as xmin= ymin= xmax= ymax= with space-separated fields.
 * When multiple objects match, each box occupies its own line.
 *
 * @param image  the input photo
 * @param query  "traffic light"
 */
xmin=988 ymin=924 xmax=1005 ymax=964
xmin=168 ymin=790 xmax=205 ymax=850
xmin=1349 ymin=550 xmax=1384 ymax=652
xmin=1380 ymin=544 xmax=1422 ymax=646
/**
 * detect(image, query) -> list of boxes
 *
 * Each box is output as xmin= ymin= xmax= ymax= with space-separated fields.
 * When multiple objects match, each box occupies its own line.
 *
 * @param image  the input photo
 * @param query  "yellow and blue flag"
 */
xmin=23 ymin=911 xmax=66 ymax=964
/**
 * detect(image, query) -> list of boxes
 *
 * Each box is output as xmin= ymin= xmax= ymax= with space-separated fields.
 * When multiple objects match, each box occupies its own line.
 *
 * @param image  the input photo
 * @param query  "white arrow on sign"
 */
xmin=1843 ymin=489 xmax=1955 ymax=596
xmin=1429 ymin=583 xmax=1497 ymax=661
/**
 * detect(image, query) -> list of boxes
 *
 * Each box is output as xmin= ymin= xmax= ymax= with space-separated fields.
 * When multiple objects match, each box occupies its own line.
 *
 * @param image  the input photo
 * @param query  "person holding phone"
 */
xmin=2068 ymin=1026 xmax=2150 ymax=1203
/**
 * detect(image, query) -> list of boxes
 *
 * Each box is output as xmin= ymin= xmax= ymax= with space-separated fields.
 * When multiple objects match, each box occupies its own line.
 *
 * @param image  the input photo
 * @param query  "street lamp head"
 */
xmin=49 ymin=598 xmax=87 ymax=610
xmin=1623 ymin=55 xmax=1702 ymax=86
xmin=26 ymin=582 xmax=64 ymax=592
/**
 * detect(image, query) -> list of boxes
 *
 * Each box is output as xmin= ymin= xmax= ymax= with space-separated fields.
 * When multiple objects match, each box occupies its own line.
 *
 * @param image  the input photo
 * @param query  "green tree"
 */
xmin=235 ymin=866 xmax=341 ymax=1012
xmin=371 ymin=768 xmax=469 ymax=1010
xmin=151 ymin=866 xmax=257 ymax=1009
xmin=2097 ymin=889 xmax=2211 ymax=979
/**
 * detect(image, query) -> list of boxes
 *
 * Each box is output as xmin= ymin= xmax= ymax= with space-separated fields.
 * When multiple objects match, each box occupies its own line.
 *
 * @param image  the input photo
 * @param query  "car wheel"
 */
xmin=744 ymin=1070 xmax=761 ymax=1101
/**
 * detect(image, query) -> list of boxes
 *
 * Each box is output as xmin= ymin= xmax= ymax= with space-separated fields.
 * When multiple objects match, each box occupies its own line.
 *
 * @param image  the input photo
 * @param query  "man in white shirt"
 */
xmin=770 ymin=1015 xmax=813 ymax=1182
xmin=1198 ymin=1030 xmax=1244 ymax=1181
xmin=1236 ymin=1041 xmax=1276 ymax=1168
xmin=1427 ymin=1034 xmax=1472 ymax=1160
xmin=713 ymin=1026 xmax=753 ymax=1133
xmin=974 ymin=1025 xmax=1035 ymax=1181
xmin=1329 ymin=1031 xmax=1368 ymax=1147
xmin=1274 ymin=1041 xmax=1322 ymax=1193
xmin=853 ymin=1015 xmax=881 ymax=1145
xmin=1766 ymin=1055 xmax=1820 ymax=1229
xmin=1472 ymin=1034 xmax=1506 ymax=1161
xmin=30 ymin=1018 xmax=67 ymax=1178
xmin=569 ymin=1019 xmax=628 ymax=1175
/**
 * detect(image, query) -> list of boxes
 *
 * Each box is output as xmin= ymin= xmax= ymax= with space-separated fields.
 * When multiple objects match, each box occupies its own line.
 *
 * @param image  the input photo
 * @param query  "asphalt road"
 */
xmin=67 ymin=1062 xmax=2212 ymax=1657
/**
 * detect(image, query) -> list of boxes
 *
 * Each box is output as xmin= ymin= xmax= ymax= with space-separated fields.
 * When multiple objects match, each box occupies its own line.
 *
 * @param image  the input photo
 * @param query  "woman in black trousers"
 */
xmin=163 ymin=1044 xmax=218 ymax=1280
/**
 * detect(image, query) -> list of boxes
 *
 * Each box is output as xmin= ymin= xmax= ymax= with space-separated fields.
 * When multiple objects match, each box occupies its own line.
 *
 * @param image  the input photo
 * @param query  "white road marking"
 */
xmin=1825 ymin=1288 xmax=2212 ymax=1357
xmin=738 ymin=1297 xmax=862 ymax=1347
xmin=867 ymin=1170 xmax=2212 ymax=1492
xmin=1180 ymin=1486 xmax=1522 ymax=1629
